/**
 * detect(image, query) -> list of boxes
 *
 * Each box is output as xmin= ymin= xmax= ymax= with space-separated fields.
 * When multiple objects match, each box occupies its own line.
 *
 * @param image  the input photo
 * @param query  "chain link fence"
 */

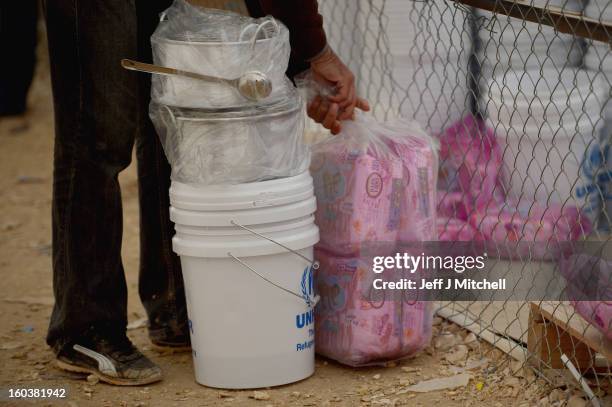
xmin=316 ymin=0 xmax=611 ymax=400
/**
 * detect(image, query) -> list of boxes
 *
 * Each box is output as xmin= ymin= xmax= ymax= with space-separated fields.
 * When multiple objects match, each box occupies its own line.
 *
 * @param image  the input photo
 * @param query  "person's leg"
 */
xmin=134 ymin=0 xmax=190 ymax=349
xmin=44 ymin=0 xmax=161 ymax=384
xmin=0 ymin=1 xmax=38 ymax=116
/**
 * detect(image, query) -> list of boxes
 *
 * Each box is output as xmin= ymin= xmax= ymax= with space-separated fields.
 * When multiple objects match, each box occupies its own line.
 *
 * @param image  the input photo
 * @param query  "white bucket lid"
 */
xmin=172 ymin=223 xmax=319 ymax=257
xmin=170 ymin=171 xmax=313 ymax=211
xmin=174 ymin=215 xmax=315 ymax=237
xmin=170 ymin=196 xmax=317 ymax=227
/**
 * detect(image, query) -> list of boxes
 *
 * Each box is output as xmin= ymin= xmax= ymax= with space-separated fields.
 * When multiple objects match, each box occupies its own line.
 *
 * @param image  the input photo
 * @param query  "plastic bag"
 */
xmin=299 ymin=71 xmax=437 ymax=365
xmin=314 ymin=250 xmax=433 ymax=366
xmin=151 ymin=0 xmax=292 ymax=108
xmin=469 ymin=199 xmax=591 ymax=260
xmin=437 ymin=217 xmax=480 ymax=241
xmin=149 ymin=88 xmax=310 ymax=185
xmin=309 ymin=115 xmax=438 ymax=255
xmin=438 ymin=116 xmax=592 ymax=257
xmin=438 ymin=115 xmax=505 ymax=212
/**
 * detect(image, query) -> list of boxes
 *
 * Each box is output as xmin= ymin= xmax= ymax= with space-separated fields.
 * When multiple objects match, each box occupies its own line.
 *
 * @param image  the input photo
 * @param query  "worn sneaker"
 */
xmin=56 ymin=333 xmax=163 ymax=386
xmin=148 ymin=322 xmax=191 ymax=352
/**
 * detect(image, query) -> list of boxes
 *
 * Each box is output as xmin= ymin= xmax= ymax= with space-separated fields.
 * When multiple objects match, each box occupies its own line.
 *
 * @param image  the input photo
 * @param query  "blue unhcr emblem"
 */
xmin=301 ymin=265 xmax=316 ymax=307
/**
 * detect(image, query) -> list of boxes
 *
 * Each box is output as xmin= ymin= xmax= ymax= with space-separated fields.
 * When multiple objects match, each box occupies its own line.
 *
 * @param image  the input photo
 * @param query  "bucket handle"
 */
xmin=230 ymin=220 xmax=319 ymax=266
xmin=239 ymin=18 xmax=280 ymax=76
xmin=228 ymin=253 xmax=320 ymax=308
xmin=228 ymin=219 xmax=320 ymax=308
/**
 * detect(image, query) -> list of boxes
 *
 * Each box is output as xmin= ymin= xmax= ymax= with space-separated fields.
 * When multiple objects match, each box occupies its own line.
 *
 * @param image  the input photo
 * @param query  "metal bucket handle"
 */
xmin=239 ymin=18 xmax=280 ymax=75
xmin=228 ymin=219 xmax=320 ymax=308
xmin=238 ymin=18 xmax=281 ymax=48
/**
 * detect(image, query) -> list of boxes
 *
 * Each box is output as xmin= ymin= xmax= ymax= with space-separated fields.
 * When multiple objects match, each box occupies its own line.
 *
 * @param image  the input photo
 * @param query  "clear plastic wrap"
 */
xmin=151 ymin=0 xmax=292 ymax=108
xmin=309 ymin=119 xmax=437 ymax=365
xmin=149 ymin=88 xmax=310 ymax=185
xmin=314 ymin=249 xmax=433 ymax=367
xmin=308 ymin=114 xmax=438 ymax=255
xmin=297 ymin=71 xmax=438 ymax=365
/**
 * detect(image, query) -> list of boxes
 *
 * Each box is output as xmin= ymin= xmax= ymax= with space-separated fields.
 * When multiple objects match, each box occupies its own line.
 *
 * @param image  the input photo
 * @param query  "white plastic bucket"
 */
xmin=170 ymin=170 xmax=314 ymax=211
xmin=170 ymin=173 xmax=320 ymax=389
xmin=487 ymin=69 xmax=605 ymax=220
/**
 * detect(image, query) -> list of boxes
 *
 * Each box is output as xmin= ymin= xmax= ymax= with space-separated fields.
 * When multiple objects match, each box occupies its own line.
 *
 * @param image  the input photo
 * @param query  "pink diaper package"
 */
xmin=437 ymin=116 xmax=592 ymax=255
xmin=437 ymin=217 xmax=480 ymax=241
xmin=572 ymin=301 xmax=612 ymax=340
xmin=314 ymin=250 xmax=433 ymax=366
xmin=393 ymin=135 xmax=438 ymax=243
xmin=470 ymin=198 xmax=591 ymax=260
xmin=437 ymin=191 xmax=470 ymax=221
xmin=309 ymin=114 xmax=437 ymax=366
xmin=438 ymin=115 xmax=505 ymax=213
xmin=310 ymin=145 xmax=404 ymax=256
xmin=311 ymin=115 xmax=437 ymax=255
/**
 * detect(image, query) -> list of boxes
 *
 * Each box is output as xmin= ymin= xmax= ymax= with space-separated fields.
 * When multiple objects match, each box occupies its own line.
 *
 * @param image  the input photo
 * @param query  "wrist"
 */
xmin=308 ymin=44 xmax=334 ymax=65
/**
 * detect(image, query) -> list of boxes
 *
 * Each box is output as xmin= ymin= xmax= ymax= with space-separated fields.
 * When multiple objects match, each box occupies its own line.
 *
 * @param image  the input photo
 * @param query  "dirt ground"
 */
xmin=0 ymin=30 xmax=605 ymax=407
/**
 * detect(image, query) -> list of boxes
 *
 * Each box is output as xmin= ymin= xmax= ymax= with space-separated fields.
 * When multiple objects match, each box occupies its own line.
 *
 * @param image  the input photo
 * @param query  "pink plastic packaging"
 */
xmin=438 ymin=115 xmax=505 ymax=213
xmin=311 ymin=115 xmax=437 ymax=255
xmin=469 ymin=198 xmax=591 ymax=259
xmin=309 ymin=115 xmax=436 ymax=366
xmin=310 ymin=147 xmax=404 ymax=255
xmin=394 ymin=137 xmax=438 ymax=243
xmin=437 ymin=191 xmax=470 ymax=221
xmin=437 ymin=217 xmax=480 ymax=241
xmin=314 ymin=250 xmax=432 ymax=366
xmin=438 ymin=116 xmax=591 ymax=254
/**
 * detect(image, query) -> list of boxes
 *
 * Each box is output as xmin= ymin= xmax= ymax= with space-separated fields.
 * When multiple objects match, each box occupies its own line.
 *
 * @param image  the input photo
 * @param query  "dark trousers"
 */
xmin=0 ymin=1 xmax=38 ymax=115
xmin=43 ymin=0 xmax=187 ymax=353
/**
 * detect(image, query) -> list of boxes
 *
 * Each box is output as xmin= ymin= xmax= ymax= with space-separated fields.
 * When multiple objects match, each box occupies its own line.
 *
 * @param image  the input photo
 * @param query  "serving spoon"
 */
xmin=121 ymin=59 xmax=272 ymax=102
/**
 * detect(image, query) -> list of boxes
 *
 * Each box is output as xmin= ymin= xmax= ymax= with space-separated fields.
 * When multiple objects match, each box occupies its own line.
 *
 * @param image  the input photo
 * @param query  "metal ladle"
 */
xmin=121 ymin=59 xmax=272 ymax=102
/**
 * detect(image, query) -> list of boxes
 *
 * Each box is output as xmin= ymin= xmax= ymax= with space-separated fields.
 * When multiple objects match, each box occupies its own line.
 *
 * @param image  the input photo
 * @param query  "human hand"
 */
xmin=307 ymin=47 xmax=369 ymax=134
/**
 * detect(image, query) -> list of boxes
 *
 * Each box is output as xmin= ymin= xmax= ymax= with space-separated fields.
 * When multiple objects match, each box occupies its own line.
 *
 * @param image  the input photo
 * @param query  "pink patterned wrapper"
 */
xmin=393 ymin=137 xmax=438 ymax=243
xmin=438 ymin=116 xmax=591 ymax=258
xmin=398 ymin=298 xmax=433 ymax=356
xmin=314 ymin=250 xmax=432 ymax=366
xmin=311 ymin=144 xmax=404 ymax=256
xmin=437 ymin=217 xmax=480 ymax=241
xmin=470 ymin=199 xmax=591 ymax=260
xmin=438 ymin=115 xmax=505 ymax=213
xmin=437 ymin=191 xmax=470 ymax=221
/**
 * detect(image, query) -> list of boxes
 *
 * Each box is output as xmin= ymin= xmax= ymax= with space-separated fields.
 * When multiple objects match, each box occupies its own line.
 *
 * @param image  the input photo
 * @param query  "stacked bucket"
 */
xmin=476 ymin=0 xmax=584 ymax=79
xmin=480 ymin=0 xmax=608 ymax=227
xmin=148 ymin=2 xmax=319 ymax=388
xmin=583 ymin=0 xmax=612 ymax=231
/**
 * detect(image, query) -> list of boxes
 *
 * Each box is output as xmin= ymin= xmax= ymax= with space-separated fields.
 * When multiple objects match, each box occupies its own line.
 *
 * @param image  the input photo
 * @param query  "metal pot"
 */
xmin=150 ymin=89 xmax=309 ymax=185
xmin=151 ymin=18 xmax=291 ymax=109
